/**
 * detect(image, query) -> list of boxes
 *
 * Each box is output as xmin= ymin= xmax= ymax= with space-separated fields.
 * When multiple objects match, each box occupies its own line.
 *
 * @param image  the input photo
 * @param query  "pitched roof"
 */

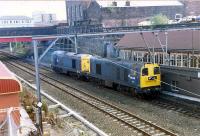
xmin=0 ymin=61 xmax=22 ymax=94
xmin=117 ymin=29 xmax=200 ymax=52
xmin=0 ymin=16 xmax=32 ymax=20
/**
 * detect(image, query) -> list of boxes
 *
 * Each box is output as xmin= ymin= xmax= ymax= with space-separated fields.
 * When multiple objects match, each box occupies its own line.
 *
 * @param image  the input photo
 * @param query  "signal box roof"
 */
xmin=117 ymin=29 xmax=200 ymax=52
xmin=0 ymin=61 xmax=22 ymax=94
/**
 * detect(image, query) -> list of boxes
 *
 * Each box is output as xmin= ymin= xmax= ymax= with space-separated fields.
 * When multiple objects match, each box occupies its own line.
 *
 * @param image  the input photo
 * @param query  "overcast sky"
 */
xmin=0 ymin=1 xmax=66 ymax=20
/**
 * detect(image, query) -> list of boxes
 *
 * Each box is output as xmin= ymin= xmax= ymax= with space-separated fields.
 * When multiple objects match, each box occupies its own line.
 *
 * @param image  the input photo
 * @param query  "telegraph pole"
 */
xmin=33 ymin=40 xmax=43 ymax=134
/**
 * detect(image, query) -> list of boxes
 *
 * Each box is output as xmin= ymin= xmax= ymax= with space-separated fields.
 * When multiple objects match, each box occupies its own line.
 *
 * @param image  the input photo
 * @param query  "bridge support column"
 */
xmin=9 ymin=42 xmax=13 ymax=53
xmin=75 ymin=35 xmax=78 ymax=54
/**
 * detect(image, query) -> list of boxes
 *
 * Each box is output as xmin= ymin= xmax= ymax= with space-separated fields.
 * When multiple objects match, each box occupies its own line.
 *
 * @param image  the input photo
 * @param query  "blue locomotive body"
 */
xmin=51 ymin=51 xmax=161 ymax=95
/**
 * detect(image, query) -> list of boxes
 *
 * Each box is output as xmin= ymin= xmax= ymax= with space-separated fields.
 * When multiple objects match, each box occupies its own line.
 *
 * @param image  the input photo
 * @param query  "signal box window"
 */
xmin=96 ymin=64 xmax=101 ymax=75
xmin=142 ymin=68 xmax=148 ymax=76
xmin=72 ymin=59 xmax=76 ymax=69
xmin=154 ymin=67 xmax=160 ymax=75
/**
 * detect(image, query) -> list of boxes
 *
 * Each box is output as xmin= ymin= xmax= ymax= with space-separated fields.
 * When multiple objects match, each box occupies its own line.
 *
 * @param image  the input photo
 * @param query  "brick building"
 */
xmin=66 ymin=0 xmax=184 ymax=27
xmin=183 ymin=0 xmax=200 ymax=16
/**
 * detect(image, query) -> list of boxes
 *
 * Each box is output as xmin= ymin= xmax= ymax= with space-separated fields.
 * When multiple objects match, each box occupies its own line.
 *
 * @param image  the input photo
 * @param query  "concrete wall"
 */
xmin=161 ymin=68 xmax=200 ymax=99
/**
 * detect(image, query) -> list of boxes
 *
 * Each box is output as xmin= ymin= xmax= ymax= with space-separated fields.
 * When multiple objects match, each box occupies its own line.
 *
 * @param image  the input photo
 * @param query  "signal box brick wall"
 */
xmin=0 ymin=62 xmax=22 ymax=126
xmin=0 ymin=94 xmax=20 ymax=125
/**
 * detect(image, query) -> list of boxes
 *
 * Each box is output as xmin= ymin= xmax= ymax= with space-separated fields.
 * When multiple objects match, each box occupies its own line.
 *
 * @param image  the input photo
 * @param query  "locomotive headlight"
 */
xmin=148 ymin=76 xmax=157 ymax=80
xmin=128 ymin=74 xmax=135 ymax=80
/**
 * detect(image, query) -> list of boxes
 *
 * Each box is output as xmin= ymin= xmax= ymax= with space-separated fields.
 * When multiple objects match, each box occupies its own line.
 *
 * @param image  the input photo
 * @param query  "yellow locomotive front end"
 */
xmin=140 ymin=63 xmax=161 ymax=91
xmin=81 ymin=55 xmax=91 ymax=73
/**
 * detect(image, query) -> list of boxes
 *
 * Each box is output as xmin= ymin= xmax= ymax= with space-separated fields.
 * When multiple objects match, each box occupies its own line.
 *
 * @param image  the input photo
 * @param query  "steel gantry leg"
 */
xmin=9 ymin=42 xmax=13 ymax=53
xmin=74 ymin=34 xmax=78 ymax=54
xmin=33 ymin=40 xmax=43 ymax=134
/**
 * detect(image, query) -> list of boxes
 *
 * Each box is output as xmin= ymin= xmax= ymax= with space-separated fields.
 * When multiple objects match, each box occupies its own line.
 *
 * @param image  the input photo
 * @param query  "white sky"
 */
xmin=0 ymin=1 xmax=66 ymax=20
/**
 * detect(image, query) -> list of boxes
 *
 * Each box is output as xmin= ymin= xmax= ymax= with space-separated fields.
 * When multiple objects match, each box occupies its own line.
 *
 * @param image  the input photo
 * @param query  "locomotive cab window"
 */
xmin=96 ymin=64 xmax=101 ymax=75
xmin=154 ymin=67 xmax=160 ymax=75
xmin=72 ymin=59 xmax=76 ymax=69
xmin=142 ymin=68 xmax=148 ymax=76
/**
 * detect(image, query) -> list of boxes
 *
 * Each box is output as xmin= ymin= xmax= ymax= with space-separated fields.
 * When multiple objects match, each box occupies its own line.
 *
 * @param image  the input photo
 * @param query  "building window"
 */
xmin=132 ymin=52 xmax=137 ymax=61
xmin=143 ymin=53 xmax=148 ymax=62
xmin=159 ymin=53 xmax=164 ymax=64
xmin=182 ymin=54 xmax=188 ymax=67
xmin=170 ymin=54 xmax=176 ymax=66
xmin=155 ymin=54 xmax=159 ymax=63
xmin=190 ymin=56 xmax=197 ymax=68
xmin=198 ymin=56 xmax=200 ymax=68
xmin=177 ymin=54 xmax=182 ymax=67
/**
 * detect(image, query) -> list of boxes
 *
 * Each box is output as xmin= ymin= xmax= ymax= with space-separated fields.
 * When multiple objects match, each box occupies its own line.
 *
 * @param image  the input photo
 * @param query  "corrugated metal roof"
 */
xmin=0 ymin=61 xmax=22 ymax=94
xmin=96 ymin=0 xmax=183 ymax=7
xmin=0 ymin=16 xmax=32 ymax=20
xmin=117 ymin=29 xmax=200 ymax=51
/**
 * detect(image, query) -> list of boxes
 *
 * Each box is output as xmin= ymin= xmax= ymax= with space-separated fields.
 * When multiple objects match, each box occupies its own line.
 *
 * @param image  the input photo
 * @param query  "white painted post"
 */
xmin=9 ymin=42 xmax=13 ymax=53
xmin=7 ymin=108 xmax=13 ymax=136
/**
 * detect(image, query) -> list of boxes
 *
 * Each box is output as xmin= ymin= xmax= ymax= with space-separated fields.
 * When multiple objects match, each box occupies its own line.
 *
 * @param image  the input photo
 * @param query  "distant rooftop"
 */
xmin=0 ymin=16 xmax=32 ymax=20
xmin=117 ymin=30 xmax=200 ymax=51
xmin=96 ymin=0 xmax=183 ymax=8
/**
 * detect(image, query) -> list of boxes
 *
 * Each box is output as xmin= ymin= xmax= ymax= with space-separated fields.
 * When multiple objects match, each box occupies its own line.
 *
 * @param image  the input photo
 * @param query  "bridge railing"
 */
xmin=0 ymin=23 xmax=200 ymax=37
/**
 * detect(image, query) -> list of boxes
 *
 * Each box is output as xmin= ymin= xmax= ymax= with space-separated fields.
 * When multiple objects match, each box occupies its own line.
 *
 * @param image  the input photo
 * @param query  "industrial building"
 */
xmin=0 ymin=16 xmax=33 ymax=28
xmin=32 ymin=12 xmax=57 ymax=26
xmin=66 ymin=0 xmax=184 ymax=27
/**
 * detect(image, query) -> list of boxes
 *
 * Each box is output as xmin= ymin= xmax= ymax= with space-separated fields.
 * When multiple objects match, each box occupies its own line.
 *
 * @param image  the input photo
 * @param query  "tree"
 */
xmin=150 ymin=14 xmax=169 ymax=25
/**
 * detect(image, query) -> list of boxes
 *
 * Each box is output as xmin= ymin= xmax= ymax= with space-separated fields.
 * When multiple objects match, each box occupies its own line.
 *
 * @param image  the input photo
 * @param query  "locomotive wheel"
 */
xmin=116 ymin=85 xmax=122 ymax=92
xmin=112 ymin=83 xmax=118 ymax=91
xmin=130 ymin=88 xmax=137 ymax=96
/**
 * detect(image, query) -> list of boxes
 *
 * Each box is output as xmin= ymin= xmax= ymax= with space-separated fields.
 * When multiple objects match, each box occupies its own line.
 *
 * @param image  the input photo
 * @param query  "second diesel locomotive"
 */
xmin=51 ymin=51 xmax=161 ymax=96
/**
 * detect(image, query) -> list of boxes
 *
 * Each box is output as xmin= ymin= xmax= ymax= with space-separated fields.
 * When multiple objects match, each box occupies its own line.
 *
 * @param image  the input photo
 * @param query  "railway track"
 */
xmin=6 ymin=53 xmax=199 ymax=120
xmin=151 ymin=98 xmax=200 ymax=119
xmin=1 ymin=53 xmax=178 ymax=136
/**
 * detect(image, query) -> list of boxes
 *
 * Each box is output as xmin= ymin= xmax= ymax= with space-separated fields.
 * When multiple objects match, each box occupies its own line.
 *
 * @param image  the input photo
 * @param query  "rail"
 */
xmin=15 ymin=74 xmax=108 ymax=136
xmin=3 ymin=56 xmax=178 ymax=136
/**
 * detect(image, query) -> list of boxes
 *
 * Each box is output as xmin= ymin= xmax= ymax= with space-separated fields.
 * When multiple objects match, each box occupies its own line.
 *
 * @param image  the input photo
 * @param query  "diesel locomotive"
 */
xmin=51 ymin=51 xmax=161 ymax=96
